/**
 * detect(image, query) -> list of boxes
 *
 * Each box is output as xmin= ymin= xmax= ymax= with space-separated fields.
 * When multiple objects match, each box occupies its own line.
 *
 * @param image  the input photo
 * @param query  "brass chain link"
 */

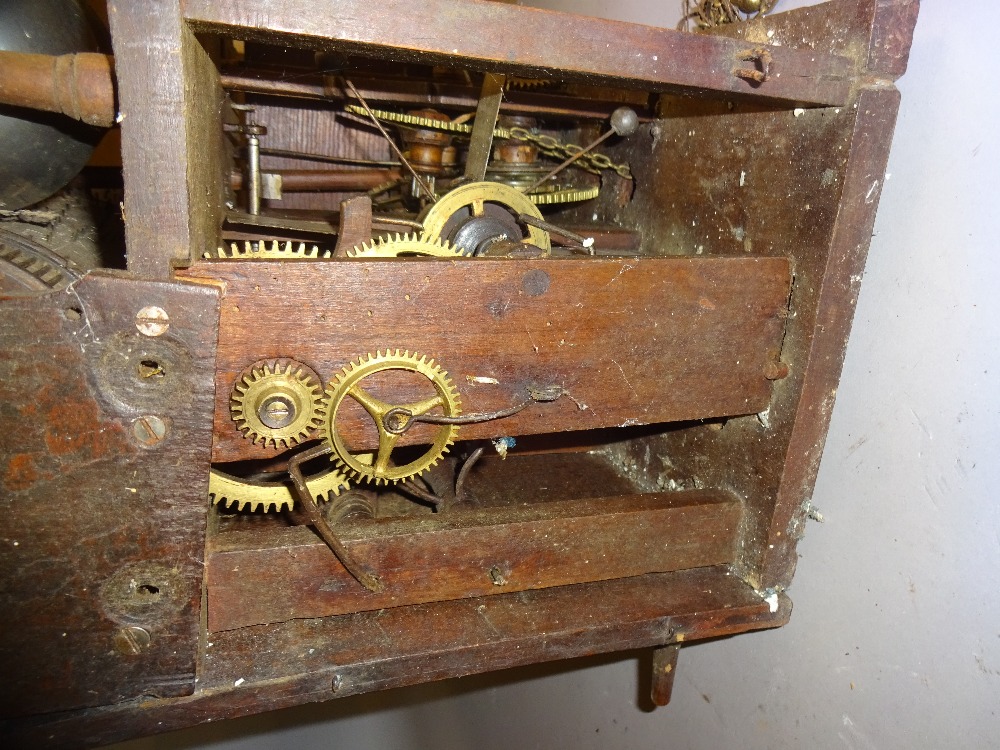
xmin=344 ymin=105 xmax=631 ymax=179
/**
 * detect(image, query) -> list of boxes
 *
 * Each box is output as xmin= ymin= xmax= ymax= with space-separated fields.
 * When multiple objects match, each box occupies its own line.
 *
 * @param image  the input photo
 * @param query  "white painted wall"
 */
xmin=111 ymin=2 xmax=1000 ymax=747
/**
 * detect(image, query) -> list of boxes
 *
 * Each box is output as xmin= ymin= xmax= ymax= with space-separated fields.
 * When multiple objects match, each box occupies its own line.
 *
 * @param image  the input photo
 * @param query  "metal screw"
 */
xmin=114 ymin=626 xmax=151 ymax=655
xmin=135 ymin=306 xmax=169 ymax=337
xmin=132 ymin=415 xmax=167 ymax=446
xmin=258 ymin=395 xmax=296 ymax=429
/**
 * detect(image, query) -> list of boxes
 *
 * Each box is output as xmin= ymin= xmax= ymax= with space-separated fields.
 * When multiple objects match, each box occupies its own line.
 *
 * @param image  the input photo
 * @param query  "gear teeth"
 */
xmin=230 ymin=358 xmax=325 ymax=448
xmin=347 ymin=231 xmax=468 ymax=258
xmin=319 ymin=350 xmax=462 ymax=485
xmin=206 ymin=238 xmax=329 ymax=260
xmin=208 ymin=466 xmax=350 ymax=513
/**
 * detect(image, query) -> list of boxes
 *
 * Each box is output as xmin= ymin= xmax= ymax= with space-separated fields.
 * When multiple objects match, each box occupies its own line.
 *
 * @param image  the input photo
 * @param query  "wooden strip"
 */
xmin=183 ymin=0 xmax=853 ymax=106
xmin=5 ymin=568 xmax=789 ymax=748
xmin=207 ymin=489 xmax=740 ymax=631
xmin=180 ymin=256 xmax=791 ymax=463
xmin=760 ymin=85 xmax=904 ymax=586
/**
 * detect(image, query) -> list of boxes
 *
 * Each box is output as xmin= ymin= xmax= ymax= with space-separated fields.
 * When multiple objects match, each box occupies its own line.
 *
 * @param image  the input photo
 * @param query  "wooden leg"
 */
xmin=650 ymin=642 xmax=681 ymax=707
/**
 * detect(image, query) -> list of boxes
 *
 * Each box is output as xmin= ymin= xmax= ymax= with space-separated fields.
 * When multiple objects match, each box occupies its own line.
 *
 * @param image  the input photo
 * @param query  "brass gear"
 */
xmin=319 ymin=350 xmax=461 ymax=485
xmin=208 ymin=465 xmax=350 ymax=513
xmin=420 ymin=181 xmax=551 ymax=253
xmin=205 ymin=240 xmax=330 ymax=259
xmin=527 ymin=185 xmax=601 ymax=205
xmin=507 ymin=77 xmax=556 ymax=90
xmin=231 ymin=358 xmax=325 ymax=449
xmin=347 ymin=232 xmax=469 ymax=258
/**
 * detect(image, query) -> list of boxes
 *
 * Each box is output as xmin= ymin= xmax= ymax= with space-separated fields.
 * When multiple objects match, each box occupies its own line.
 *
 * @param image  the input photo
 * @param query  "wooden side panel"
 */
xmin=0 ymin=275 xmax=220 ymax=717
xmin=208 ymin=490 xmax=742 ymax=631
xmin=181 ymin=256 xmax=792 ymax=462
xmin=602 ymin=0 xmax=914 ymax=592
xmin=109 ymin=1 xmax=226 ymax=277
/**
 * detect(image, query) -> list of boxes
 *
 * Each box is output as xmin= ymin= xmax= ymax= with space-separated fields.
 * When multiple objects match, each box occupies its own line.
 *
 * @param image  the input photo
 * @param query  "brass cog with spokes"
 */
xmin=319 ymin=350 xmax=461 ymax=484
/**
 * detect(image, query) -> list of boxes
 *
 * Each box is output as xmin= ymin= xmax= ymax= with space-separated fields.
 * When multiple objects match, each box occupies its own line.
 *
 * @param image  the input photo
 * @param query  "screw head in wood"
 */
xmin=132 ymin=415 xmax=167 ymax=446
xmin=114 ymin=626 xmax=151 ymax=655
xmin=135 ymin=306 xmax=169 ymax=337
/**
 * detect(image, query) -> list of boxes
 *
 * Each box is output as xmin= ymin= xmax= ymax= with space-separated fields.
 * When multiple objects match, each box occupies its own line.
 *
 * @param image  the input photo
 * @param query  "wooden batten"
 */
xmin=181 ymin=255 xmax=792 ymax=462
xmin=207 ymin=489 xmax=742 ymax=632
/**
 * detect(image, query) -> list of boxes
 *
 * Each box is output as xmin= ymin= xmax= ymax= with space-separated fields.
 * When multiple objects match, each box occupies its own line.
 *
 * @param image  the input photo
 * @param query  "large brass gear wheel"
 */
xmin=420 ymin=181 xmax=551 ymax=255
xmin=346 ymin=232 xmax=469 ymax=258
xmin=205 ymin=239 xmax=330 ymax=260
xmin=230 ymin=358 xmax=325 ymax=449
xmin=319 ymin=350 xmax=461 ymax=485
xmin=208 ymin=465 xmax=350 ymax=513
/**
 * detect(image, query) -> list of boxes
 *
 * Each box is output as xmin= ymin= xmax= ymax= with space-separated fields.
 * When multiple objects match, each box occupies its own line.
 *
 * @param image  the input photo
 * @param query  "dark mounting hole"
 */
xmin=136 ymin=584 xmax=160 ymax=597
xmin=137 ymin=359 xmax=165 ymax=380
xmin=63 ymin=306 xmax=82 ymax=321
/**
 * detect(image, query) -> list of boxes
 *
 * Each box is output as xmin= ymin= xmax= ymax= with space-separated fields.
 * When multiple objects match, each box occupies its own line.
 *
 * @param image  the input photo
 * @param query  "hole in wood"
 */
xmin=137 ymin=359 xmax=165 ymax=380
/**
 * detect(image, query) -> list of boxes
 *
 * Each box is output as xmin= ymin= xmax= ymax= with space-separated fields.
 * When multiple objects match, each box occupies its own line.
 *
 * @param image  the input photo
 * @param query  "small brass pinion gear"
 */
xmin=230 ymin=358 xmax=324 ymax=449
xmin=346 ymin=232 xmax=468 ymax=258
xmin=208 ymin=465 xmax=350 ymax=513
xmin=319 ymin=350 xmax=462 ymax=485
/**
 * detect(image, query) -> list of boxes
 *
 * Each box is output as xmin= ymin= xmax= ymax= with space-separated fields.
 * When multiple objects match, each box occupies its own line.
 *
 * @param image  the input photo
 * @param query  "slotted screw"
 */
xmin=114 ymin=626 xmax=151 ymax=655
xmin=132 ymin=415 xmax=167 ymax=446
xmin=135 ymin=306 xmax=169 ymax=337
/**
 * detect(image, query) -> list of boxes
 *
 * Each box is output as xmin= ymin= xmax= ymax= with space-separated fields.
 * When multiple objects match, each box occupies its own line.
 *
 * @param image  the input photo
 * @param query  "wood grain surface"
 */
xmin=181 ymin=256 xmax=791 ymax=462
xmin=0 ymin=275 xmax=219 ymax=717
xmin=207 ymin=489 xmax=741 ymax=631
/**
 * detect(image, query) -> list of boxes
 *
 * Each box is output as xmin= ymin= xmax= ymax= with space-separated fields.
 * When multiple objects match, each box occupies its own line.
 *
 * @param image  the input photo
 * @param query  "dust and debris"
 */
xmin=756 ymin=587 xmax=780 ymax=613
xmin=233 ymin=678 xmax=245 ymax=687
xmin=793 ymin=108 xmax=805 ymax=117
xmin=492 ymin=437 xmax=516 ymax=458
xmin=466 ymin=375 xmax=500 ymax=385
xmin=803 ymin=501 xmax=826 ymax=523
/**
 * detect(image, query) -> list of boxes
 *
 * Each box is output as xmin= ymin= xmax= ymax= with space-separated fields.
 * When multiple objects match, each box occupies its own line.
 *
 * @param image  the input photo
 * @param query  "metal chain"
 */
xmin=344 ymin=105 xmax=631 ymax=179
xmin=506 ymin=126 xmax=629 ymax=178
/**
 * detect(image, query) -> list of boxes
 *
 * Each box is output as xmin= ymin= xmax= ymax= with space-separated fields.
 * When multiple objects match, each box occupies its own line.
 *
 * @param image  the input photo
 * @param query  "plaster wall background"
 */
xmin=113 ymin=1 xmax=1000 ymax=747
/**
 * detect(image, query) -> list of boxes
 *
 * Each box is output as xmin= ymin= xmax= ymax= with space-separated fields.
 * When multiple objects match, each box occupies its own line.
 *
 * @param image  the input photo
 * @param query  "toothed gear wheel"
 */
xmin=205 ymin=239 xmax=331 ymax=259
xmin=231 ymin=358 xmax=325 ymax=449
xmin=420 ymin=181 xmax=551 ymax=254
xmin=506 ymin=77 xmax=557 ymax=90
xmin=208 ymin=465 xmax=350 ymax=513
xmin=346 ymin=232 xmax=469 ymax=259
xmin=320 ymin=350 xmax=461 ymax=485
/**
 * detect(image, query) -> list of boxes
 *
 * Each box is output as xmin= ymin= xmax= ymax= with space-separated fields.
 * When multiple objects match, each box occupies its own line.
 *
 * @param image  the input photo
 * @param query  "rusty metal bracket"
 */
xmin=734 ymin=47 xmax=773 ymax=84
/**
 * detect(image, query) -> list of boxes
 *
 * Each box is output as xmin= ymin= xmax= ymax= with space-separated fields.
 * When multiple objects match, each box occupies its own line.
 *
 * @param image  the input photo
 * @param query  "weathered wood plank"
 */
xmin=180 ymin=256 xmax=791 ymax=462
xmin=184 ymin=0 xmax=853 ymax=106
xmin=4 ymin=567 xmax=789 ymax=749
xmin=0 ymin=274 xmax=220 ymax=717
xmin=208 ymin=489 xmax=742 ymax=631
xmin=109 ymin=1 xmax=227 ymax=277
